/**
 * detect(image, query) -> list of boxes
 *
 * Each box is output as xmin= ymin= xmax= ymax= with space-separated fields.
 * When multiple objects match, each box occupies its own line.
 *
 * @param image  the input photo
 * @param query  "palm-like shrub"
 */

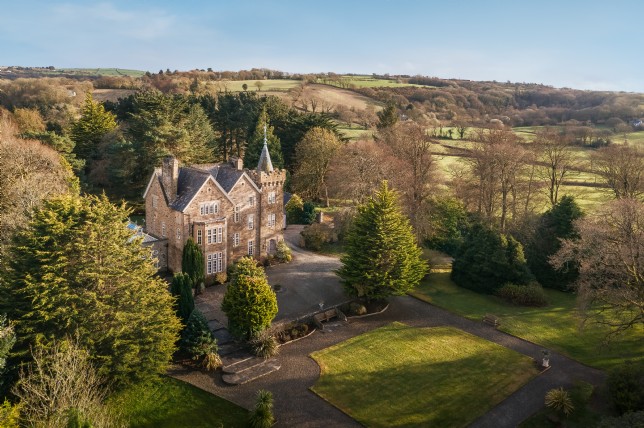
xmin=545 ymin=387 xmax=574 ymax=416
xmin=250 ymin=332 xmax=279 ymax=359
xmin=248 ymin=390 xmax=275 ymax=428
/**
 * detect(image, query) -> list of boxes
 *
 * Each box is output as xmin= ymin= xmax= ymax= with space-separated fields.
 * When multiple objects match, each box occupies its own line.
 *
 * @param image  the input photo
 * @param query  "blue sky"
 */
xmin=1 ymin=1 xmax=642 ymax=92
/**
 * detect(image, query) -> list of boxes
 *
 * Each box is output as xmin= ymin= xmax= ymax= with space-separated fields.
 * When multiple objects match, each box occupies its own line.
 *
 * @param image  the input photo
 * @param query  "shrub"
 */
xmin=275 ymin=241 xmax=292 ymax=263
xmin=451 ymin=222 xmax=533 ymax=294
xmin=249 ymin=332 xmax=279 ymax=359
xmin=607 ymin=361 xmax=644 ymax=414
xmin=598 ymin=411 xmax=644 ymax=428
xmin=201 ymin=352 xmax=222 ymax=372
xmin=214 ymin=272 xmax=228 ymax=285
xmin=349 ymin=302 xmax=367 ymax=316
xmin=0 ymin=399 xmax=20 ymax=428
xmin=302 ymin=202 xmax=317 ymax=225
xmin=285 ymin=194 xmax=304 ymax=224
xmin=495 ymin=283 xmax=548 ymax=307
xmin=221 ymin=258 xmax=278 ymax=340
xmin=248 ymin=390 xmax=275 ymax=428
xmin=180 ymin=309 xmax=219 ymax=360
xmin=300 ymin=223 xmax=334 ymax=251
xmin=545 ymin=387 xmax=574 ymax=416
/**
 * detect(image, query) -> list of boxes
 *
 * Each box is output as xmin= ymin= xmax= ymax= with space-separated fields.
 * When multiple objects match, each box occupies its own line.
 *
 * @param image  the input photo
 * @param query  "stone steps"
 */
xmin=222 ymin=359 xmax=281 ymax=385
xmin=220 ymin=350 xmax=254 ymax=368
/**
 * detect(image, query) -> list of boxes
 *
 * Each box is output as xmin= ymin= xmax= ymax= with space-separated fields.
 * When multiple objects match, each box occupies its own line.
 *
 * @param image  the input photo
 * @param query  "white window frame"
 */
xmin=197 ymin=229 xmax=202 ymax=245
xmin=176 ymin=228 xmax=181 ymax=241
xmin=206 ymin=226 xmax=223 ymax=244
xmin=248 ymin=214 xmax=254 ymax=230
xmin=248 ymin=240 xmax=254 ymax=256
xmin=234 ymin=205 xmax=240 ymax=223
xmin=161 ymin=222 xmax=166 ymax=237
xmin=200 ymin=201 xmax=220 ymax=216
xmin=249 ymin=196 xmax=255 ymax=207
xmin=206 ymin=252 xmax=224 ymax=274
xmin=268 ymin=213 xmax=276 ymax=228
xmin=268 ymin=191 xmax=276 ymax=204
xmin=233 ymin=232 xmax=240 ymax=247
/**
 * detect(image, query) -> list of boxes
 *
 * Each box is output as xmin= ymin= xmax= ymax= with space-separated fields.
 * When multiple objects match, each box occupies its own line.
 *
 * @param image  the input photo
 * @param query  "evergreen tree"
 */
xmin=526 ymin=195 xmax=583 ymax=290
xmin=182 ymin=237 xmax=205 ymax=290
xmin=221 ymin=258 xmax=278 ymax=339
xmin=0 ymin=194 xmax=181 ymax=388
xmin=71 ymin=92 xmax=117 ymax=161
xmin=338 ymin=181 xmax=427 ymax=301
xmin=451 ymin=222 xmax=533 ymax=294
xmin=180 ymin=309 xmax=218 ymax=359
xmin=170 ymin=273 xmax=195 ymax=324
xmin=376 ymin=102 xmax=398 ymax=130
xmin=284 ymin=194 xmax=304 ymax=224
xmin=244 ymin=107 xmax=284 ymax=169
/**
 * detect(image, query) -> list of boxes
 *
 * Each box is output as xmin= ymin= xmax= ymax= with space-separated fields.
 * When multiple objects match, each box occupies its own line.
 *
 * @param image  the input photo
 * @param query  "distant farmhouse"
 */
xmin=143 ymin=142 xmax=286 ymax=279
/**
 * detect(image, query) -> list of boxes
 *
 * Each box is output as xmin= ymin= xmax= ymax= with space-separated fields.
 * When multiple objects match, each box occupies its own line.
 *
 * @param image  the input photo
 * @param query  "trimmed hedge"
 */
xmin=495 ymin=283 xmax=548 ymax=307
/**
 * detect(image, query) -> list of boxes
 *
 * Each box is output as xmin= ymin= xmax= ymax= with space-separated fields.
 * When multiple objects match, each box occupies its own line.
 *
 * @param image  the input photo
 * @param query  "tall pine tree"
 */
xmin=0 ymin=194 xmax=181 ymax=388
xmin=243 ymin=107 xmax=284 ymax=169
xmin=338 ymin=181 xmax=427 ymax=301
xmin=71 ymin=92 xmax=117 ymax=161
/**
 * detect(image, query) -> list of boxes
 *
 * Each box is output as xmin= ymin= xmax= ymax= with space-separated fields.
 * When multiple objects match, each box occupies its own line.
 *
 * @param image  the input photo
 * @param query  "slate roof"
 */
xmin=166 ymin=163 xmax=246 ymax=212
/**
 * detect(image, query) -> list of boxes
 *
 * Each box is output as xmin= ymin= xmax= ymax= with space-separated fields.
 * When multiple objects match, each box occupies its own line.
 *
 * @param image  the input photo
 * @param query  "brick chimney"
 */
xmin=161 ymin=156 xmax=179 ymax=202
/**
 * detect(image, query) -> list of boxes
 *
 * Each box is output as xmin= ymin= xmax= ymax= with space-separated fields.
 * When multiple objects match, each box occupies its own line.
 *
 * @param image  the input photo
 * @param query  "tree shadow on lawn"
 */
xmin=311 ymin=326 xmax=538 ymax=428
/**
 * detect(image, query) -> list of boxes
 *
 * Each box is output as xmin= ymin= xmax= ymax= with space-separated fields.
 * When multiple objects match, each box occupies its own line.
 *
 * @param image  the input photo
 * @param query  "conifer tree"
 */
xmin=182 ymin=237 xmax=205 ymax=290
xmin=221 ymin=258 xmax=278 ymax=339
xmin=71 ymin=92 xmax=117 ymax=161
xmin=244 ymin=107 xmax=284 ymax=169
xmin=0 ymin=194 xmax=181 ymax=387
xmin=338 ymin=181 xmax=427 ymax=301
xmin=170 ymin=273 xmax=195 ymax=324
xmin=451 ymin=222 xmax=533 ymax=294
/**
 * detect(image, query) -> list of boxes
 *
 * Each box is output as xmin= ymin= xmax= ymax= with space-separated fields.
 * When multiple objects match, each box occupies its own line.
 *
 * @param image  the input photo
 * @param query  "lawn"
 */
xmin=411 ymin=271 xmax=644 ymax=370
xmin=310 ymin=323 xmax=538 ymax=428
xmin=108 ymin=376 xmax=248 ymax=428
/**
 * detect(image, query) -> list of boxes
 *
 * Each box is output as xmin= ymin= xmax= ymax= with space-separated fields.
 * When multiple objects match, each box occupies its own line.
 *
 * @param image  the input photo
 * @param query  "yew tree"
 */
xmin=0 ymin=194 xmax=181 ymax=387
xmin=338 ymin=181 xmax=427 ymax=301
xmin=221 ymin=258 xmax=278 ymax=339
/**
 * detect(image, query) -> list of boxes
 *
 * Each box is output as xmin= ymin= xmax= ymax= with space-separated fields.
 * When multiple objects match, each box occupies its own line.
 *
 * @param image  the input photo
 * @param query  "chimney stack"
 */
xmin=230 ymin=156 xmax=243 ymax=171
xmin=161 ymin=156 xmax=179 ymax=202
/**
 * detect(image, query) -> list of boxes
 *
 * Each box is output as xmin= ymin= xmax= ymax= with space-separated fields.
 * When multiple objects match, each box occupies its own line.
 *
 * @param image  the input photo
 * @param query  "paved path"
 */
xmin=176 ymin=231 xmax=606 ymax=428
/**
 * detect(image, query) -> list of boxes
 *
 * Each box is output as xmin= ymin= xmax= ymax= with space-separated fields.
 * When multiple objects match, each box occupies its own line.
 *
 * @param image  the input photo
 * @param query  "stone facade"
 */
xmin=143 ymin=147 xmax=286 ymax=280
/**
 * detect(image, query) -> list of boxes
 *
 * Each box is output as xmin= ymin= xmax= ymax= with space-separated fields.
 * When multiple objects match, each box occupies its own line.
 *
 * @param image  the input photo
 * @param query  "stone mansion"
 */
xmin=143 ymin=142 xmax=286 ymax=279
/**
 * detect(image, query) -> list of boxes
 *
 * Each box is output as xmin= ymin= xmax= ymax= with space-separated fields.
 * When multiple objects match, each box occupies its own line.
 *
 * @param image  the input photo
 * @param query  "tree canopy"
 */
xmin=70 ymin=92 xmax=117 ymax=162
xmin=0 ymin=194 xmax=181 ymax=387
xmin=338 ymin=181 xmax=427 ymax=301
xmin=243 ymin=107 xmax=283 ymax=169
xmin=451 ymin=222 xmax=533 ymax=294
xmin=221 ymin=258 xmax=278 ymax=339
xmin=552 ymin=198 xmax=644 ymax=336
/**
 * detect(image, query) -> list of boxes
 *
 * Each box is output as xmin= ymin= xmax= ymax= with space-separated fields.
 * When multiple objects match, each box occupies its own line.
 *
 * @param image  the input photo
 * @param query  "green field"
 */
xmin=311 ymin=323 xmax=538 ymax=428
xmin=210 ymin=79 xmax=301 ymax=92
xmin=319 ymin=75 xmax=422 ymax=88
xmin=108 ymin=376 xmax=247 ymax=428
xmin=44 ymin=68 xmax=147 ymax=77
xmin=411 ymin=271 xmax=644 ymax=370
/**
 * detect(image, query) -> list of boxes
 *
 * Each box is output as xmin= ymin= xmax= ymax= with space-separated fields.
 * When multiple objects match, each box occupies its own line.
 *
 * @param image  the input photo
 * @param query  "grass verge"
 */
xmin=108 ymin=376 xmax=247 ymax=428
xmin=310 ymin=322 xmax=538 ymax=428
xmin=411 ymin=271 xmax=644 ymax=370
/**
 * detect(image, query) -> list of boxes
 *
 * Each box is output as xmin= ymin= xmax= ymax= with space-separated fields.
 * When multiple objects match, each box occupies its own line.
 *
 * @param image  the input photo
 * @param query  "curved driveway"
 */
xmin=173 ymin=227 xmax=605 ymax=428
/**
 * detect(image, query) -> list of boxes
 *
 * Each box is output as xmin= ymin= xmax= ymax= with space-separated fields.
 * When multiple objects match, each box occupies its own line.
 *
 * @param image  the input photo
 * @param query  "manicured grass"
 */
xmin=411 ymin=271 xmax=644 ymax=370
xmin=320 ymin=75 xmax=422 ymax=88
xmin=311 ymin=323 xmax=538 ymax=428
xmin=108 ymin=376 xmax=248 ymax=428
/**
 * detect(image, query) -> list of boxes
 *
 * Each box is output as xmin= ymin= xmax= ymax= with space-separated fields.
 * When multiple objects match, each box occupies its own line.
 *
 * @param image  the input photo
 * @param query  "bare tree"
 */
xmin=380 ymin=121 xmax=438 ymax=239
xmin=535 ymin=128 xmax=576 ymax=206
xmin=327 ymin=140 xmax=389 ymax=205
xmin=13 ymin=340 xmax=123 ymax=428
xmin=551 ymin=198 xmax=644 ymax=337
xmin=467 ymin=129 xmax=527 ymax=231
xmin=591 ymin=144 xmax=643 ymax=200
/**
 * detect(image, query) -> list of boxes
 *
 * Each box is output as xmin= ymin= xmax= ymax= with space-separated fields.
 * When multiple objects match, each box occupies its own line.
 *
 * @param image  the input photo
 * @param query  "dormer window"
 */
xmin=200 ymin=201 xmax=219 ymax=215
